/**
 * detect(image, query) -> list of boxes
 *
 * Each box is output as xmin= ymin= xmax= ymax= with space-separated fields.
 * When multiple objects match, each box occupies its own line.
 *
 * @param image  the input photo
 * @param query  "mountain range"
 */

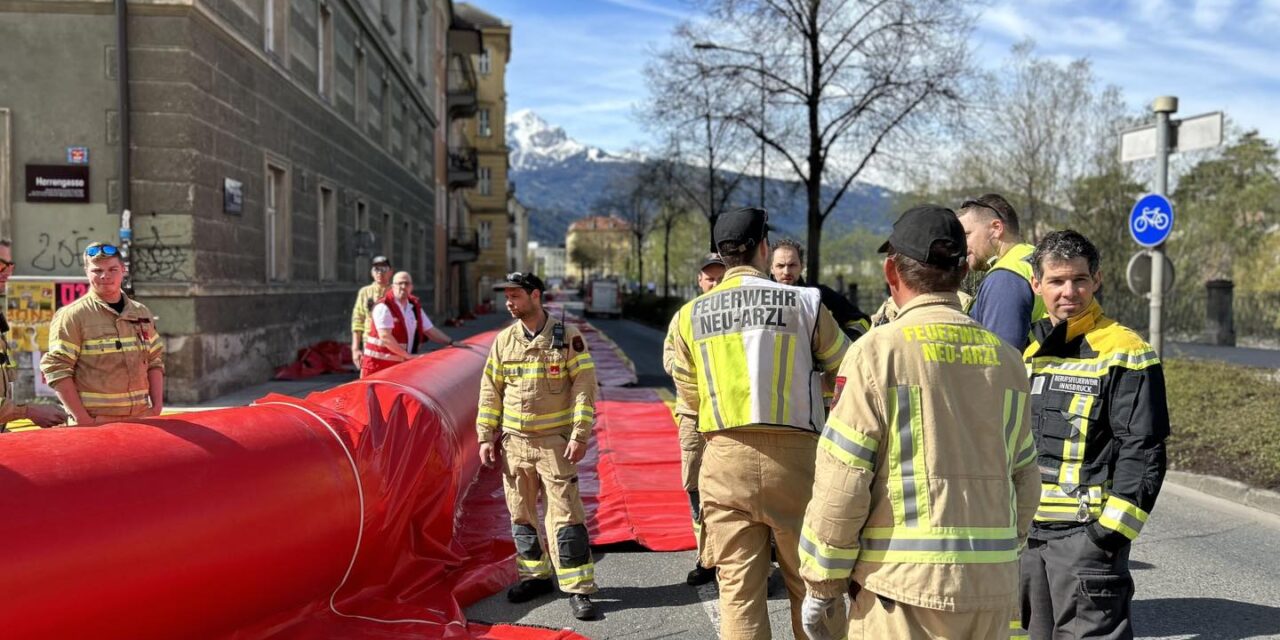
xmin=506 ymin=109 xmax=896 ymax=245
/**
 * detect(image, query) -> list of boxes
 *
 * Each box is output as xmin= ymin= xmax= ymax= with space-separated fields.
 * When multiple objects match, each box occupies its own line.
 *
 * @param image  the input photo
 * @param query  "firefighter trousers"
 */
xmin=848 ymin=586 xmax=1013 ymax=640
xmin=698 ymin=429 xmax=816 ymax=640
xmin=1019 ymin=529 xmax=1134 ymax=640
xmin=500 ymin=432 xmax=597 ymax=594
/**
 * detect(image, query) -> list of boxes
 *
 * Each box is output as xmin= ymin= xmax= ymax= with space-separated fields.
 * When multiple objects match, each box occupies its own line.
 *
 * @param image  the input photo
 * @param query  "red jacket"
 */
xmin=360 ymin=291 xmax=427 ymax=378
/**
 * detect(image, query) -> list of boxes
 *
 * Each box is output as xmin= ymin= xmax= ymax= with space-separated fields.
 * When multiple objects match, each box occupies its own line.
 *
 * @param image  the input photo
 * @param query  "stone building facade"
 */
xmin=0 ymin=0 xmax=482 ymax=402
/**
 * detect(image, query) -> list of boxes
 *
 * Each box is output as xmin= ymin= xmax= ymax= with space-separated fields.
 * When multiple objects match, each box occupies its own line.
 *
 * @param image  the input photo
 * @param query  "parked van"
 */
xmin=584 ymin=279 xmax=621 ymax=318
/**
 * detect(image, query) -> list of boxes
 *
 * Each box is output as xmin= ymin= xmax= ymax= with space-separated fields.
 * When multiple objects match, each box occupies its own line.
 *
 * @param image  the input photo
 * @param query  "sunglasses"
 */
xmin=85 ymin=243 xmax=120 ymax=258
xmin=960 ymin=199 xmax=1007 ymax=222
xmin=0 ymin=258 xmax=13 ymax=270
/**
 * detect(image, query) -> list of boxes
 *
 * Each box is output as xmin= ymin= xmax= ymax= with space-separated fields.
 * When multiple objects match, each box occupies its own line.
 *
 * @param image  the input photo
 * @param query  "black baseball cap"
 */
xmin=699 ymin=253 xmax=725 ymax=270
xmin=713 ymin=207 xmax=771 ymax=255
xmin=877 ymin=205 xmax=967 ymax=268
xmin=371 ymin=255 xmax=391 ymax=267
xmin=494 ymin=271 xmax=546 ymax=293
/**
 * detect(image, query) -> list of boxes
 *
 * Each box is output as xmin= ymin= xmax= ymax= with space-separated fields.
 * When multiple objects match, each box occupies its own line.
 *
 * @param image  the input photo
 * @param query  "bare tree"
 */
xmin=661 ymin=0 xmax=971 ymax=282
xmin=595 ymin=159 xmax=668 ymax=286
xmin=641 ymin=54 xmax=754 ymax=248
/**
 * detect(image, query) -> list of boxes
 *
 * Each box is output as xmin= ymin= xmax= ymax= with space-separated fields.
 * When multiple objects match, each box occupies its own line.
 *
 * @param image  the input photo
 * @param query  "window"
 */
xmin=354 ymin=45 xmax=367 ymax=123
xmin=318 ymin=4 xmax=334 ymax=99
xmin=265 ymin=160 xmax=291 ymax=281
xmin=416 ymin=4 xmax=430 ymax=83
xmin=382 ymin=211 xmax=394 ymax=258
xmin=355 ymin=199 xmax=369 ymax=279
xmin=401 ymin=219 xmax=412 ymax=269
xmin=478 ymin=47 xmax=491 ymax=75
xmin=477 ymin=166 xmax=492 ymax=196
xmin=478 ymin=108 xmax=491 ymax=137
xmin=478 ymin=220 xmax=492 ymax=249
xmin=400 ymin=0 xmax=414 ymax=62
xmin=264 ymin=0 xmax=288 ymax=58
xmin=318 ymin=184 xmax=337 ymax=280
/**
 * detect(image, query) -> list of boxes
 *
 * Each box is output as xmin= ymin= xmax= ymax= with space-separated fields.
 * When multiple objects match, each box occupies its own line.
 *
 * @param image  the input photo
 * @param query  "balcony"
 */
xmin=447 ymin=54 xmax=479 ymax=119
xmin=448 ymin=134 xmax=478 ymax=189
xmin=448 ymin=226 xmax=480 ymax=264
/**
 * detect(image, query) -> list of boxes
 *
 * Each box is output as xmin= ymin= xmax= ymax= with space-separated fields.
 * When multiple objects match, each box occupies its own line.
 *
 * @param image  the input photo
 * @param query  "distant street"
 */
xmin=466 ymin=314 xmax=1280 ymax=640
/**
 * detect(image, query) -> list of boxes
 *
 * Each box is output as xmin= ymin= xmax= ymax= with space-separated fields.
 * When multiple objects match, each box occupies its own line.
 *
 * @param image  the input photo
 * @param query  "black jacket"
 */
xmin=1025 ymin=300 xmax=1170 ymax=549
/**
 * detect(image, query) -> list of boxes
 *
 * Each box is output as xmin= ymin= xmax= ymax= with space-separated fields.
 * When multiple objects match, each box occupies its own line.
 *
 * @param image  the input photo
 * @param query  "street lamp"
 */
xmin=693 ymin=41 xmax=767 ymax=210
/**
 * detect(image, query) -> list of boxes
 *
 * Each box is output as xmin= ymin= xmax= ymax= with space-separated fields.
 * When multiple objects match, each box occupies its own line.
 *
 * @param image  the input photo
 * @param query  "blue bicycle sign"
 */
xmin=1130 ymin=193 xmax=1175 ymax=247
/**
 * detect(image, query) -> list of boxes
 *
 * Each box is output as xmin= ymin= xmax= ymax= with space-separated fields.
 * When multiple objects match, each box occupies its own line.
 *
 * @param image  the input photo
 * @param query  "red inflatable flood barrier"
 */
xmin=0 ymin=332 xmax=587 ymax=640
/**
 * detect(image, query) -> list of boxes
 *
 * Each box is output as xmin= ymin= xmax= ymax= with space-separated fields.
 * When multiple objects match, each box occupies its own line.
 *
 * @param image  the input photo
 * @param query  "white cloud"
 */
xmin=598 ymin=0 xmax=693 ymax=20
xmin=1129 ymin=0 xmax=1170 ymax=22
xmin=1192 ymin=0 xmax=1236 ymax=31
xmin=1060 ymin=16 xmax=1127 ymax=49
xmin=980 ymin=4 xmax=1037 ymax=40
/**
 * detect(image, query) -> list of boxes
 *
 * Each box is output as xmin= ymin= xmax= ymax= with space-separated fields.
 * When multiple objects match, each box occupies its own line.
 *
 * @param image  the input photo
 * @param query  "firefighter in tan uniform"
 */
xmin=662 ymin=252 xmax=724 ymax=587
xmin=669 ymin=207 xmax=850 ymax=639
xmin=477 ymin=272 xmax=601 ymax=621
xmin=798 ymin=205 xmax=1040 ymax=640
xmin=350 ymin=255 xmax=393 ymax=367
xmin=0 ymin=239 xmax=66 ymax=431
xmin=41 ymin=243 xmax=164 ymax=426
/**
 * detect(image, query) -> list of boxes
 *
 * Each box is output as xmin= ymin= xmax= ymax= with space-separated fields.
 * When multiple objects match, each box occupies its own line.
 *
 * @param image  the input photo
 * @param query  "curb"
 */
xmin=1165 ymin=469 xmax=1280 ymax=518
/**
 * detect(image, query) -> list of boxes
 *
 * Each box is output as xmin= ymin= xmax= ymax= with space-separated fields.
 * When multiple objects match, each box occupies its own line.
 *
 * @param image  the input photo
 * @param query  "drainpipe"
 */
xmin=115 ymin=0 xmax=134 ymax=295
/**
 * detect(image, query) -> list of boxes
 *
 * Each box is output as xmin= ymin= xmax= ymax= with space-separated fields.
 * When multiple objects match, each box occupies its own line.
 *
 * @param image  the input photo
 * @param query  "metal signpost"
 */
xmin=1119 ymin=97 xmax=1224 ymax=356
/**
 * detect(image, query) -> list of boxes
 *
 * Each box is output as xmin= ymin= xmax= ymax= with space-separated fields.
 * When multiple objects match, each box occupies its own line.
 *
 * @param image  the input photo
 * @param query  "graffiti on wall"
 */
xmin=28 ymin=228 xmax=95 ymax=273
xmin=131 ymin=225 xmax=191 ymax=281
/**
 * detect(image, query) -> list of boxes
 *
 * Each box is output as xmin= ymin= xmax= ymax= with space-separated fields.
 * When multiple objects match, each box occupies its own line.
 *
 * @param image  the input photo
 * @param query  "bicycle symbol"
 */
xmin=1133 ymin=206 xmax=1170 ymax=233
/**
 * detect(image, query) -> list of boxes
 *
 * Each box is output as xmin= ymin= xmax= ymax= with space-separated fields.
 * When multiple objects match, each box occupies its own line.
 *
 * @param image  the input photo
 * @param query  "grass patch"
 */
xmin=1165 ymin=358 xmax=1280 ymax=491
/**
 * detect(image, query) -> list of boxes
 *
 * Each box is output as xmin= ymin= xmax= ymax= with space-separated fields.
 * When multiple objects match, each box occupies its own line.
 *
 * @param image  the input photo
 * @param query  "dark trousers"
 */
xmin=1020 ymin=529 xmax=1134 ymax=640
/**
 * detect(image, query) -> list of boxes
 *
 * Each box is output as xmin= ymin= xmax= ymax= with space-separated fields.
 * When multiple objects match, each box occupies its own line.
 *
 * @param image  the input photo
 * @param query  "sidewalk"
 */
xmin=168 ymin=311 xmax=513 ymax=412
xmin=1167 ymin=341 xmax=1280 ymax=369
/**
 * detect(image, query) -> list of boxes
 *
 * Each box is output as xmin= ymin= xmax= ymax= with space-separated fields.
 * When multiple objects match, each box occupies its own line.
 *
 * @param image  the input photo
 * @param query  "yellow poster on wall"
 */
xmin=7 ymin=281 xmax=56 ymax=353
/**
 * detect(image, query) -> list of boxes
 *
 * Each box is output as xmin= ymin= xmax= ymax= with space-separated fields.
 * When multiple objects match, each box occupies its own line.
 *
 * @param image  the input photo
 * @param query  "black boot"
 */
xmin=507 ymin=578 xmax=554 ymax=603
xmin=569 ymin=593 xmax=600 ymax=620
xmin=686 ymin=562 xmax=716 ymax=586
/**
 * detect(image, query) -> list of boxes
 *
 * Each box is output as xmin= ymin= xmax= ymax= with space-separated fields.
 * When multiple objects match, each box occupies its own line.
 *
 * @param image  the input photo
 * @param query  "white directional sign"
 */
xmin=1120 ymin=111 xmax=1223 ymax=163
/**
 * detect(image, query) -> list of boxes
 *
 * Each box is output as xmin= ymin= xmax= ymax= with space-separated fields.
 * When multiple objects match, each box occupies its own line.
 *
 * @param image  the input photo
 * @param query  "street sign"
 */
xmin=1130 ymin=193 xmax=1174 ymax=247
xmin=1126 ymin=250 xmax=1175 ymax=296
xmin=1119 ymin=111 xmax=1223 ymax=162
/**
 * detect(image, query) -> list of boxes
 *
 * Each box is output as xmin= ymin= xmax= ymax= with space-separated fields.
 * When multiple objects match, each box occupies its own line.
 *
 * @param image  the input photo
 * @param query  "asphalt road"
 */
xmin=465 ymin=314 xmax=1280 ymax=640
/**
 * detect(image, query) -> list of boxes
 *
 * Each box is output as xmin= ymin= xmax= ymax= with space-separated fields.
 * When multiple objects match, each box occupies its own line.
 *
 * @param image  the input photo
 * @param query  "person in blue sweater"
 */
xmin=956 ymin=194 xmax=1046 ymax=350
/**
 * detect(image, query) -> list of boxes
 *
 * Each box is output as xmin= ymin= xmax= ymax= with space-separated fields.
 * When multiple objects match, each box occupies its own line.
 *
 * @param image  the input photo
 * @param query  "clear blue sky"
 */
xmin=474 ymin=0 xmax=1280 ymax=154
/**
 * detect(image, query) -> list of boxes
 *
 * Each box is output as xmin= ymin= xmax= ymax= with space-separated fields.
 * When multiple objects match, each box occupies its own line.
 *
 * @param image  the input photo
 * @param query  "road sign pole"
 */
xmin=1149 ymin=96 xmax=1177 ymax=356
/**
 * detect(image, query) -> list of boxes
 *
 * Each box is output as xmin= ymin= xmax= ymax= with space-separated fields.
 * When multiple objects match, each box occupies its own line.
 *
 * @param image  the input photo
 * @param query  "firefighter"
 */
xmin=477 ymin=272 xmax=601 ymax=621
xmin=770 ymin=238 xmax=871 ymax=340
xmin=0 ymin=239 xmax=66 ymax=431
xmin=350 ymin=255 xmax=393 ymax=367
xmin=1018 ymin=230 xmax=1169 ymax=640
xmin=799 ymin=205 xmax=1039 ymax=640
xmin=669 ymin=207 xmax=850 ymax=639
xmin=662 ymin=252 xmax=725 ymax=587
xmin=956 ymin=194 xmax=1047 ymax=350
xmin=41 ymin=242 xmax=164 ymax=426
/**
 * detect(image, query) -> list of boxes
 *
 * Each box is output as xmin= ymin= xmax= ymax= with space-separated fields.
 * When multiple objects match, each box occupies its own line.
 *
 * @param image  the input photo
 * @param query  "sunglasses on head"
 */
xmin=85 ymin=243 xmax=120 ymax=258
xmin=960 ymin=199 xmax=1006 ymax=222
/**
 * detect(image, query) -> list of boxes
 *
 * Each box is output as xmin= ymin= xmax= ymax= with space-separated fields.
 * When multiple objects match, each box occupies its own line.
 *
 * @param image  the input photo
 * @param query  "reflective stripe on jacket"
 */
xmin=799 ymin=293 xmax=1040 ymax=612
xmin=1024 ymin=300 xmax=1169 ymax=543
xmin=40 ymin=292 xmax=163 ymax=418
xmin=671 ymin=266 xmax=849 ymax=434
xmin=477 ymin=314 xmax=597 ymax=443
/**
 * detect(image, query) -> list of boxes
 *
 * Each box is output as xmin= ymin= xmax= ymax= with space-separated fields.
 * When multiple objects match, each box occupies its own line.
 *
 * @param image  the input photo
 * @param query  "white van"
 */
xmin=584 ymin=279 xmax=621 ymax=318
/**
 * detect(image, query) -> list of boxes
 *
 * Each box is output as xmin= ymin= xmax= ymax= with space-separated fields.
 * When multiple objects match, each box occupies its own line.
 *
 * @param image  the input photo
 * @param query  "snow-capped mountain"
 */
xmin=507 ymin=109 xmax=624 ymax=170
xmin=507 ymin=110 xmax=893 ymax=245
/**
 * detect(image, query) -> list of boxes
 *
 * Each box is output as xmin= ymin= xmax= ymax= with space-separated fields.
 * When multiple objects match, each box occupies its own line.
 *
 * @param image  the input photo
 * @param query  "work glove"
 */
xmin=801 ymin=593 xmax=847 ymax=640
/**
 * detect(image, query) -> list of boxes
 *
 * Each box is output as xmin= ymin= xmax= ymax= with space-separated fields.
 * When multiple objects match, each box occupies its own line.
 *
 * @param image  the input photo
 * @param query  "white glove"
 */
xmin=801 ymin=593 xmax=847 ymax=640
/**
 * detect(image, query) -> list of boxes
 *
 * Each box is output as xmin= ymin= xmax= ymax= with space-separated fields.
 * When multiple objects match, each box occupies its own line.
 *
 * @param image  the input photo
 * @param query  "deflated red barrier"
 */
xmin=273 ymin=340 xmax=354 ymax=379
xmin=585 ymin=387 xmax=696 ymax=551
xmin=0 ymin=334 xmax=587 ymax=640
